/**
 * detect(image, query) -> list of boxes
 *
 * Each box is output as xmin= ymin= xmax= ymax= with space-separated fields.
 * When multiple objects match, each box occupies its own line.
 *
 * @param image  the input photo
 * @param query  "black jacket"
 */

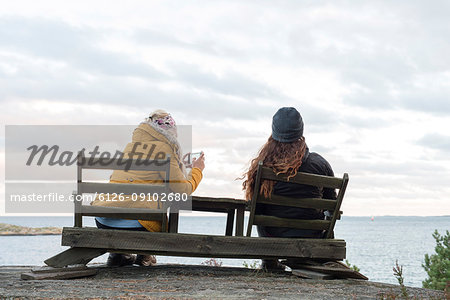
xmin=256 ymin=147 xmax=337 ymax=238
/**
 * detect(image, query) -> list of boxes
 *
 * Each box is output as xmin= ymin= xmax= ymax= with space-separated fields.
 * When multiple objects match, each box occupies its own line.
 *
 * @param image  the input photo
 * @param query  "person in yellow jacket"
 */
xmin=91 ymin=109 xmax=205 ymax=266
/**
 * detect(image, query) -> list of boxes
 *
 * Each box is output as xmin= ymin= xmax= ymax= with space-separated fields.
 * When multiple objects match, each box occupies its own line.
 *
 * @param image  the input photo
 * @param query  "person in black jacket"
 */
xmin=242 ymin=107 xmax=336 ymax=269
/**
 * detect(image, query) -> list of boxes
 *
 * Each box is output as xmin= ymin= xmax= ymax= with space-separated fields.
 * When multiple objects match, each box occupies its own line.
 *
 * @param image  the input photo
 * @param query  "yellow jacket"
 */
xmin=91 ymin=123 xmax=203 ymax=231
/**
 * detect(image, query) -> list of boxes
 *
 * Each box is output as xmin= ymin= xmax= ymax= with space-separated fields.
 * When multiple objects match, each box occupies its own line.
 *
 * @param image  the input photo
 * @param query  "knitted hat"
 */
xmin=148 ymin=110 xmax=177 ymax=137
xmin=271 ymin=107 xmax=304 ymax=142
xmin=142 ymin=110 xmax=185 ymax=175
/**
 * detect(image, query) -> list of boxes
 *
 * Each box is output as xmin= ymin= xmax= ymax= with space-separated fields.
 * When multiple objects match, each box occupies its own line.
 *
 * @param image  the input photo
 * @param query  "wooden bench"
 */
xmin=43 ymin=156 xmax=353 ymax=279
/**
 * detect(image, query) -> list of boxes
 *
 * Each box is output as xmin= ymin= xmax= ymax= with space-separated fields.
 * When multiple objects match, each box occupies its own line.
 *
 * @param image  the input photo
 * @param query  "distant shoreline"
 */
xmin=0 ymin=233 xmax=61 ymax=236
xmin=0 ymin=223 xmax=62 ymax=236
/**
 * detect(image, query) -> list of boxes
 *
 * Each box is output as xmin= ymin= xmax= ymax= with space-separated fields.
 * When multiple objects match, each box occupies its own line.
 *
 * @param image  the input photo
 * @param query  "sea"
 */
xmin=0 ymin=215 xmax=448 ymax=288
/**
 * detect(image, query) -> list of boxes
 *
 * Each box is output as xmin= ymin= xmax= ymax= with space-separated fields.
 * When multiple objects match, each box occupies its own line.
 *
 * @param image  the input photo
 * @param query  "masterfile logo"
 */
xmin=4 ymin=125 xmax=192 ymax=213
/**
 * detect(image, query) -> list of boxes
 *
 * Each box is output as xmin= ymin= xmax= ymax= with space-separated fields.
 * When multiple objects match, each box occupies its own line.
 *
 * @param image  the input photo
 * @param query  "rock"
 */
xmin=0 ymin=264 xmax=446 ymax=299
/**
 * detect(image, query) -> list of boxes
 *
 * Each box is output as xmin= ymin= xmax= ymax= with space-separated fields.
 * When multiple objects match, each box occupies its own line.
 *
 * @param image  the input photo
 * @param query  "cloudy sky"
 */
xmin=1 ymin=0 xmax=449 ymax=216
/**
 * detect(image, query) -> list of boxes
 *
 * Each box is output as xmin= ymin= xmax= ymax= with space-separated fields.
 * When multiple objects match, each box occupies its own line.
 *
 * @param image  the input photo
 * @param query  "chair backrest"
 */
xmin=246 ymin=161 xmax=349 ymax=239
xmin=74 ymin=152 xmax=171 ymax=231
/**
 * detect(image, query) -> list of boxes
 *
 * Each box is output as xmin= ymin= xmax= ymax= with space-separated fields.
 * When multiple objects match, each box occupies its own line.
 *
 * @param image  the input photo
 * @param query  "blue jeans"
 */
xmin=95 ymin=220 xmax=148 ymax=231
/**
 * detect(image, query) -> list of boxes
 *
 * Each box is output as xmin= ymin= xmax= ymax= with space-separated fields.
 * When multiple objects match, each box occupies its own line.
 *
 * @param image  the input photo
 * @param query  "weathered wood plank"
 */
xmin=21 ymin=268 xmax=97 ymax=280
xmin=325 ymin=173 xmax=349 ymax=238
xmin=61 ymin=227 xmax=345 ymax=260
xmin=80 ymin=205 xmax=166 ymax=221
xmin=325 ymin=261 xmax=368 ymax=280
xmin=235 ymin=206 xmax=245 ymax=236
xmin=44 ymin=247 xmax=106 ymax=268
xmin=76 ymin=161 xmax=82 ymax=228
xmin=280 ymin=258 xmax=329 ymax=267
xmin=261 ymin=167 xmax=343 ymax=189
xmin=283 ymin=259 xmax=368 ymax=280
xmin=258 ymin=195 xmax=336 ymax=210
xmin=168 ymin=212 xmax=179 ymax=233
xmin=246 ymin=162 xmax=264 ymax=237
xmin=253 ymin=215 xmax=330 ymax=231
xmin=31 ymin=265 xmax=87 ymax=274
xmin=192 ymin=196 xmax=247 ymax=205
xmin=299 ymin=263 xmax=368 ymax=280
xmin=291 ymin=269 xmax=334 ymax=280
xmin=80 ymin=182 xmax=169 ymax=194
xmin=225 ymin=209 xmax=235 ymax=236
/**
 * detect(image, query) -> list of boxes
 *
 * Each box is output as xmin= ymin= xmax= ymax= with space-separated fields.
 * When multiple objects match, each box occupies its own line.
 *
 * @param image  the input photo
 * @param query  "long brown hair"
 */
xmin=242 ymin=135 xmax=307 ymax=200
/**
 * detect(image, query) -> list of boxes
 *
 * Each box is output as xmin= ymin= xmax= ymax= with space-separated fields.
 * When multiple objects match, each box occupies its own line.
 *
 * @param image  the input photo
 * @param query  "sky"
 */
xmin=1 ymin=0 xmax=449 ymax=216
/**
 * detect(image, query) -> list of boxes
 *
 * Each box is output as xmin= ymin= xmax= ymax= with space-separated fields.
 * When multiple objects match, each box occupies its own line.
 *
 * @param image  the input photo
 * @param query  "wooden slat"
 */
xmin=327 ymin=261 xmax=368 ymax=280
xmin=79 ymin=155 xmax=170 ymax=172
xmin=261 ymin=167 xmax=343 ymax=189
xmin=168 ymin=212 xmax=179 ymax=233
xmin=225 ymin=209 xmax=235 ymax=236
xmin=258 ymin=195 xmax=336 ymax=210
xmin=76 ymin=156 xmax=82 ymax=227
xmin=21 ymin=268 xmax=98 ymax=280
xmin=74 ymin=194 xmax=82 ymax=228
xmin=301 ymin=263 xmax=368 ymax=280
xmin=325 ymin=173 xmax=349 ymax=238
xmin=44 ymin=247 xmax=106 ymax=268
xmin=61 ymin=227 xmax=346 ymax=260
xmin=192 ymin=196 xmax=247 ymax=205
xmin=161 ymin=214 xmax=168 ymax=232
xmin=190 ymin=207 xmax=229 ymax=213
xmin=253 ymin=215 xmax=330 ymax=231
xmin=80 ymin=205 xmax=165 ymax=221
xmin=79 ymin=182 xmax=169 ymax=194
xmin=280 ymin=258 xmax=329 ymax=267
xmin=191 ymin=200 xmax=245 ymax=210
xmin=291 ymin=269 xmax=334 ymax=280
xmin=235 ymin=206 xmax=245 ymax=236
xmin=246 ymin=161 xmax=264 ymax=237
xmin=283 ymin=260 xmax=368 ymax=280
xmin=31 ymin=265 xmax=87 ymax=274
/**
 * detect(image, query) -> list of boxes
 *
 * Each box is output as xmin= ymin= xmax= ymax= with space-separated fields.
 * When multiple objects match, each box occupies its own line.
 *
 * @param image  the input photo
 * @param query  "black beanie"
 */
xmin=271 ymin=107 xmax=304 ymax=142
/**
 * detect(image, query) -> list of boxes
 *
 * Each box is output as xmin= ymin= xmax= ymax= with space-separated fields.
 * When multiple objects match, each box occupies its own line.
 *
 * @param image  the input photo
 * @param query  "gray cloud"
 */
xmin=0 ymin=17 xmax=293 ymax=121
xmin=170 ymin=62 xmax=283 ymax=99
xmin=400 ymin=91 xmax=450 ymax=116
xmin=280 ymin=1 xmax=450 ymax=115
xmin=133 ymin=29 xmax=229 ymax=57
xmin=132 ymin=1 xmax=448 ymax=118
xmin=0 ymin=17 xmax=163 ymax=79
xmin=339 ymin=114 xmax=393 ymax=129
xmin=417 ymin=133 xmax=450 ymax=152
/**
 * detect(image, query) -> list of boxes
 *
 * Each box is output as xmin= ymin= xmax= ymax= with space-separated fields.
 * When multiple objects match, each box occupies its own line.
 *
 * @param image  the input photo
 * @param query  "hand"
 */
xmin=182 ymin=153 xmax=192 ymax=168
xmin=192 ymin=152 xmax=205 ymax=171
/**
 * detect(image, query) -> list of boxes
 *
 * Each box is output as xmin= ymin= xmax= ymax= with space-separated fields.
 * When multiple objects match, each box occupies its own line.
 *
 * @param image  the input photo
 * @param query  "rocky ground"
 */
xmin=0 ymin=264 xmax=446 ymax=299
xmin=0 ymin=223 xmax=62 ymax=236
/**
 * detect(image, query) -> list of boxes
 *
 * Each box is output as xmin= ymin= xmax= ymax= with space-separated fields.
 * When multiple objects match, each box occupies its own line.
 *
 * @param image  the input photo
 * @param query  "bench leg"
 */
xmin=44 ymin=247 xmax=106 ymax=268
xmin=225 ymin=209 xmax=235 ymax=236
xmin=169 ymin=213 xmax=179 ymax=233
xmin=235 ymin=207 xmax=245 ymax=236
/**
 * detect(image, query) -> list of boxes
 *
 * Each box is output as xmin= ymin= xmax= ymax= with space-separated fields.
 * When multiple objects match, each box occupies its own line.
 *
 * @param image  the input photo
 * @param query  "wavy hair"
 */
xmin=242 ymin=135 xmax=307 ymax=200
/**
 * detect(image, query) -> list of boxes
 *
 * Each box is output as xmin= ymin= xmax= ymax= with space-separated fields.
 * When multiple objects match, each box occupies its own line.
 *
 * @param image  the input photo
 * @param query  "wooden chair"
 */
xmin=246 ymin=161 xmax=349 ymax=239
xmin=73 ymin=152 xmax=172 ymax=231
